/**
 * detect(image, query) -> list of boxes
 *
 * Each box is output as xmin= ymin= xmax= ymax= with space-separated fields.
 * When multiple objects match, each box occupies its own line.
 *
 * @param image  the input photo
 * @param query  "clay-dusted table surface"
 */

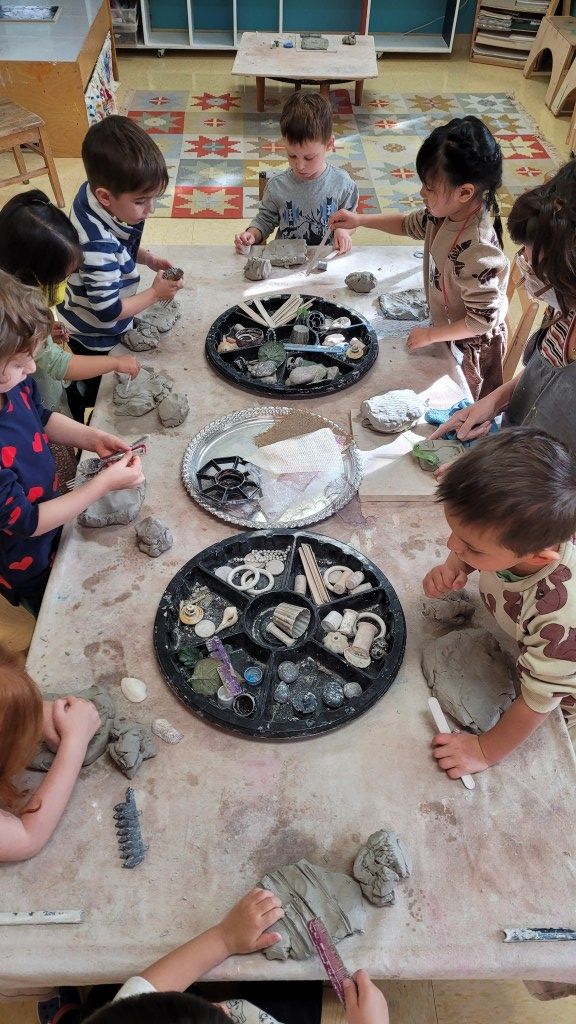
xmin=8 ymin=247 xmax=576 ymax=992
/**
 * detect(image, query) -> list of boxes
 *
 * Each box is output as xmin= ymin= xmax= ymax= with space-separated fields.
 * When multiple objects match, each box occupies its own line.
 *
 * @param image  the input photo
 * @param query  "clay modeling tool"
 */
xmin=0 ymin=910 xmax=83 ymax=925
xmin=205 ymin=635 xmax=243 ymax=696
xmin=308 ymin=917 xmax=354 ymax=1004
xmin=114 ymin=787 xmax=148 ymax=868
xmin=305 ymin=225 xmax=333 ymax=276
xmin=284 ymin=343 xmax=347 ymax=355
xmin=502 ymin=927 xmax=576 ymax=942
xmin=71 ymin=437 xmax=148 ymax=488
xmin=428 ymin=697 xmax=476 ymax=791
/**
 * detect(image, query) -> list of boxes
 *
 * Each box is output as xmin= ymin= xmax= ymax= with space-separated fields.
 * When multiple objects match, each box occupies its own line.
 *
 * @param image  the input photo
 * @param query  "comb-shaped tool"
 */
xmin=308 ymin=917 xmax=354 ymax=1005
xmin=428 ymin=697 xmax=475 ymax=791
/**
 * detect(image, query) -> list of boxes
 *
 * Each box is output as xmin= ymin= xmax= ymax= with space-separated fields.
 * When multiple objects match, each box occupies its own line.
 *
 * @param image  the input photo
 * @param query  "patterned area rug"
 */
xmin=122 ymin=88 xmax=560 ymax=220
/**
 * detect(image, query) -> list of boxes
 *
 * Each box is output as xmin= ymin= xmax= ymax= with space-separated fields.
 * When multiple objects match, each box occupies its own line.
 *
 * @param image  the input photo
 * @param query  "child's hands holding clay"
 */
xmin=90 ymin=431 xmax=131 ymax=460
xmin=329 ymin=208 xmax=359 ymax=231
xmin=52 ymin=696 xmax=100 ymax=749
xmin=432 ymin=731 xmax=491 ymax=778
xmin=100 ymin=453 xmax=145 ymax=493
xmin=423 ymin=555 xmax=469 ymax=598
xmin=333 ymin=228 xmax=353 ymax=254
xmin=42 ymin=701 xmax=61 ymax=751
xmin=343 ymin=970 xmax=389 ymax=1024
xmin=144 ymin=252 xmax=173 ymax=272
xmin=428 ymin=392 xmax=498 ymax=442
xmin=234 ymin=229 xmax=260 ymax=253
xmin=216 ymin=887 xmax=284 ymax=955
xmin=152 ymin=270 xmax=183 ymax=302
xmin=114 ymin=355 xmax=141 ymax=379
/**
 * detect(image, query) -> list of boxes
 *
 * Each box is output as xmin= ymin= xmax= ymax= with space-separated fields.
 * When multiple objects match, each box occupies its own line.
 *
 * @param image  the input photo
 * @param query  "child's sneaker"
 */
xmin=122 ymin=321 xmax=160 ymax=351
xmin=137 ymin=300 xmax=181 ymax=333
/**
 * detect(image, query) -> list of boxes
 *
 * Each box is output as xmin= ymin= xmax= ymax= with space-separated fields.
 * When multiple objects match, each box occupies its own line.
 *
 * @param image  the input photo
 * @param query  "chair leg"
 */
xmin=38 ymin=126 xmax=65 ymax=207
xmin=12 ymin=146 xmax=30 ymax=183
xmin=354 ymin=79 xmax=364 ymax=106
xmin=256 ymin=76 xmax=265 ymax=113
xmin=320 ymin=82 xmax=330 ymax=100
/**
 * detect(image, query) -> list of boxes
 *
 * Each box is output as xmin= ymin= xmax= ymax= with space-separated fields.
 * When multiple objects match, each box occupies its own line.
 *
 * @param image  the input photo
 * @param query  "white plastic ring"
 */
xmin=228 ymin=565 xmax=260 ymax=591
xmin=323 ymin=565 xmax=349 ymax=593
xmin=354 ymin=612 xmax=386 ymax=639
xmin=246 ymin=569 xmax=274 ymax=596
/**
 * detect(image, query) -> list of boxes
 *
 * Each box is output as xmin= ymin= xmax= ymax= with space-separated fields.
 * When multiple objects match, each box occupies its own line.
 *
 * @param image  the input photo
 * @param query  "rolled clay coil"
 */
xmin=323 ymin=565 xmax=350 ymax=595
xmin=354 ymin=611 xmax=386 ymax=639
xmin=339 ymin=608 xmax=358 ymax=638
xmin=294 ymin=574 xmax=307 ymax=596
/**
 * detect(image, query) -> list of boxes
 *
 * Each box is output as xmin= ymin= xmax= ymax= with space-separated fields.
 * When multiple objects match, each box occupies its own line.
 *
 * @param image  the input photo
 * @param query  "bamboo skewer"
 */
xmin=237 ymin=296 xmax=315 ymax=331
xmin=298 ymin=544 xmax=330 ymax=605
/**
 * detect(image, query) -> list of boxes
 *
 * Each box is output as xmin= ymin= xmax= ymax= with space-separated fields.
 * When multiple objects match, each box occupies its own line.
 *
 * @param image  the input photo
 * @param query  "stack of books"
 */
xmin=472 ymin=0 xmax=550 ymax=64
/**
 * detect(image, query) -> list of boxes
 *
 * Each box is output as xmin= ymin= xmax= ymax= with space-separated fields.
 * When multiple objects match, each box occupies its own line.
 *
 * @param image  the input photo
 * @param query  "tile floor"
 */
xmin=1 ymin=44 xmax=575 ymax=1024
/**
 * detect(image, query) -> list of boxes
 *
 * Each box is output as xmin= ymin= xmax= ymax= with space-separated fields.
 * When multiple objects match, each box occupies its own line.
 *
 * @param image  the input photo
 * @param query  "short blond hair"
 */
xmin=0 ymin=268 xmax=53 ymax=363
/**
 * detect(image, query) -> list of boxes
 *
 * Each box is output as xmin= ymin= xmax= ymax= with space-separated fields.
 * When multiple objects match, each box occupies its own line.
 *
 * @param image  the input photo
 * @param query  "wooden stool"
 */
xmin=524 ymin=16 xmax=576 ymax=113
xmin=0 ymin=98 xmax=64 ymax=207
xmin=551 ymin=52 xmax=576 ymax=114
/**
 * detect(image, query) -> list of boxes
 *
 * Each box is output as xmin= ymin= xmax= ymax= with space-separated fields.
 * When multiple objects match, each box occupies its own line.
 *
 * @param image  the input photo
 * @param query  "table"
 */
xmin=232 ymin=32 xmax=378 ymax=112
xmin=6 ymin=247 xmax=576 ymax=994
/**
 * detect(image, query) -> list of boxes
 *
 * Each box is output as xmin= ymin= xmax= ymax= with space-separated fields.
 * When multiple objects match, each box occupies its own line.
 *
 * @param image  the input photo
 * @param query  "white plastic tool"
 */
xmin=305 ymin=224 xmax=333 ymax=275
xmin=428 ymin=697 xmax=475 ymax=791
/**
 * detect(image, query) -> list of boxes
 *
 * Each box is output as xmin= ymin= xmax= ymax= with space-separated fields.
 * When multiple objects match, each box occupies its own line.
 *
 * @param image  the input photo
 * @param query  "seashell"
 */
xmin=322 ymin=680 xmax=345 ymax=708
xmin=274 ymin=682 xmax=291 ymax=704
xmin=217 ymin=338 xmax=239 ymax=354
xmin=194 ymin=619 xmax=216 ymax=638
xmin=322 ymin=610 xmax=343 ymax=632
xmin=121 ymin=676 xmax=147 ymax=703
xmin=331 ymin=316 xmax=351 ymax=328
xmin=344 ymin=682 xmax=363 ymax=699
xmin=278 ymin=661 xmax=299 ymax=684
xmin=345 ymin=271 xmax=377 ymax=293
xmin=152 ymin=718 xmax=183 ymax=744
xmin=215 ymin=606 xmax=238 ymax=632
xmin=249 ymin=360 xmax=278 ymax=379
xmin=180 ymin=601 xmax=204 ymax=626
xmin=323 ymin=631 xmax=349 ymax=655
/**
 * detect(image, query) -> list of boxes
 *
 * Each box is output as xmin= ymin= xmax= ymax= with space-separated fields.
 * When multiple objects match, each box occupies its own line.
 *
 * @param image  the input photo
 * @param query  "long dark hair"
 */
xmin=416 ymin=116 xmax=504 ymax=247
xmin=507 ymin=159 xmax=576 ymax=317
xmin=84 ymin=991 xmax=232 ymax=1024
xmin=0 ymin=190 xmax=81 ymax=305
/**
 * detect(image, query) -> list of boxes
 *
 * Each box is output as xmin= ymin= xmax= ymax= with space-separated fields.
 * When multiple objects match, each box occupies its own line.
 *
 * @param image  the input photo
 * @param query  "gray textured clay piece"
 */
xmin=345 ymin=271 xmax=377 ymax=293
xmin=121 ymin=321 xmax=161 ymax=351
xmin=274 ymin=682 xmax=290 ymax=704
xmin=113 ymin=365 xmax=172 ymax=417
xmin=342 ymin=32 xmax=356 ymax=44
xmin=378 ymin=288 xmax=428 ymax=321
xmin=258 ymin=859 xmax=366 ymax=960
xmin=421 ymin=627 xmax=516 ymax=734
xmin=322 ymin=680 xmax=345 ymax=708
xmin=158 ymin=392 xmax=189 ymax=427
xmin=278 ymin=661 xmax=299 ymax=684
xmin=78 ymin=480 xmax=146 ymax=528
xmin=136 ymin=299 xmax=181 ymax=333
xmin=361 ymin=389 xmax=426 ymax=433
xmin=353 ymin=828 xmax=412 ymax=906
xmin=244 ymin=255 xmax=272 ymax=281
xmin=301 ymin=34 xmax=329 ymax=49
xmin=412 ymin=439 xmax=464 ymax=472
xmin=135 ymin=516 xmax=173 ymax=557
xmin=108 ymin=717 xmax=156 ymax=779
xmin=264 ymin=238 xmax=308 ymax=267
xmin=29 ymin=684 xmax=116 ymax=771
xmin=421 ymin=592 xmax=476 ymax=627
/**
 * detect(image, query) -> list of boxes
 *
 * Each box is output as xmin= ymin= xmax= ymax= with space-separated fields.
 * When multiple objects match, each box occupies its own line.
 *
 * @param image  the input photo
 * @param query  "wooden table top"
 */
xmin=232 ymin=32 xmax=378 ymax=82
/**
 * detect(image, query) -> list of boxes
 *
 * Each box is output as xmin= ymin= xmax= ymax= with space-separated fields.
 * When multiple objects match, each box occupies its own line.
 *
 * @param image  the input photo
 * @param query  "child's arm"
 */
xmin=329 ymin=210 xmax=405 ymax=235
xmin=120 ymin=271 xmax=182 ymax=319
xmin=423 ymin=551 xmax=472 ymax=598
xmin=0 ymin=697 xmax=100 ymax=862
xmin=140 ymin=888 xmax=284 ymax=991
xmin=344 ymin=971 xmax=389 ymax=1024
xmin=432 ymin=696 xmax=550 ymax=779
xmin=235 ymin=185 xmax=280 ymax=252
xmin=33 ymin=453 xmax=144 ymax=536
xmin=235 ymin=226 xmax=264 ymax=251
xmin=407 ymin=317 xmax=482 ymax=352
xmin=427 ymin=382 xmax=515 ymax=442
xmin=332 ymin=180 xmax=361 ymax=254
xmin=137 ymin=248 xmax=173 ymax=272
xmin=65 ymin=353 xmax=140 ymax=382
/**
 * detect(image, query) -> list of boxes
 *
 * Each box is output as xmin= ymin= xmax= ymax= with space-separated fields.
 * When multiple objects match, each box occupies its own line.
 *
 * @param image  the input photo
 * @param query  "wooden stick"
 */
xmin=254 ymin=298 xmax=275 ymax=328
xmin=298 ymin=544 xmax=330 ymax=604
xmin=305 ymin=224 xmax=333 ymax=276
xmin=236 ymin=301 xmax=269 ymax=328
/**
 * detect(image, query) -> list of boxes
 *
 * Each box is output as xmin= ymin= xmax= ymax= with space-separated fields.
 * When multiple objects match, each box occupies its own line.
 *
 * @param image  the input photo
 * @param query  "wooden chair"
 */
xmin=568 ymin=101 xmax=576 ymax=154
xmin=523 ymin=15 xmax=576 ymax=113
xmin=502 ymin=253 xmax=541 ymax=383
xmin=0 ymin=98 xmax=64 ymax=207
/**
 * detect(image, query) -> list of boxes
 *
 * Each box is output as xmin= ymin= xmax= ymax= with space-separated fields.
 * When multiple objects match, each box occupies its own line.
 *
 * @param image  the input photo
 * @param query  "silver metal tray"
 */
xmin=181 ymin=407 xmax=362 ymax=529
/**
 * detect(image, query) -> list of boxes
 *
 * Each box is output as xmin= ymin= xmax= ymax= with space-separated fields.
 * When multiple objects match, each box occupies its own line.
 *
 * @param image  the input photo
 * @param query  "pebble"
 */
xmin=322 ymin=680 xmax=345 ymax=708
xmin=274 ymin=682 xmax=290 ymax=704
xmin=194 ymin=619 xmax=216 ymax=638
xmin=292 ymin=691 xmax=317 ymax=716
xmin=278 ymin=661 xmax=299 ymax=684
xmin=344 ymin=682 xmax=363 ymax=699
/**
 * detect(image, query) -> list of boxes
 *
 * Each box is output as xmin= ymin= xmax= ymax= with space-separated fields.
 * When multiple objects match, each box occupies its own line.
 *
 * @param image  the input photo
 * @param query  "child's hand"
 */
xmin=423 ymin=558 xmax=468 ymax=598
xmin=42 ymin=701 xmax=61 ymax=751
xmin=151 ymin=270 xmax=183 ymax=302
xmin=432 ymin=731 xmax=491 ymax=778
xmin=428 ymin=393 xmax=497 ymax=442
xmin=344 ymin=970 xmax=389 ymax=1024
xmin=407 ymin=326 xmax=435 ymax=351
xmin=100 ymin=453 xmax=145 ymax=492
xmin=234 ymin=230 xmax=257 ymax=253
xmin=333 ymin=228 xmax=353 ymax=254
xmin=52 ymin=696 xmax=101 ymax=748
xmin=145 ymin=253 xmax=173 ymax=272
xmin=90 ymin=431 xmax=131 ymax=459
xmin=329 ymin=209 xmax=359 ymax=231
xmin=217 ymin=887 xmax=284 ymax=955
xmin=52 ymin=322 xmax=70 ymax=344
xmin=114 ymin=355 xmax=141 ymax=379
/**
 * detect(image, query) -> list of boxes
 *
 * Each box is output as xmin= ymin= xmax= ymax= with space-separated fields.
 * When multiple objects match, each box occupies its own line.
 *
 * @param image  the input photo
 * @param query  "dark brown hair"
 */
xmin=508 ymin=159 xmax=576 ymax=316
xmin=82 ymin=115 xmax=169 ymax=195
xmin=0 ymin=190 xmax=81 ymax=306
xmin=0 ymin=269 xmax=53 ymax=362
xmin=84 ymin=991 xmax=231 ymax=1024
xmin=279 ymin=93 xmax=333 ymax=145
xmin=437 ymin=427 xmax=576 ymax=555
xmin=0 ymin=653 xmax=43 ymax=816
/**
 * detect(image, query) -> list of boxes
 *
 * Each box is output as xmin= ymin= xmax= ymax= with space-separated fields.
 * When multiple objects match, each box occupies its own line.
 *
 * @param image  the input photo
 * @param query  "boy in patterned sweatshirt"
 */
xmin=423 ymin=427 xmax=576 ymax=777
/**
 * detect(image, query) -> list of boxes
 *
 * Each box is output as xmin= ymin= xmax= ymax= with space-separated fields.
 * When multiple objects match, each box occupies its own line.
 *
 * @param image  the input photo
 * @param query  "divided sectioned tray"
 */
xmin=154 ymin=530 xmax=406 ymax=740
xmin=205 ymin=293 xmax=378 ymax=398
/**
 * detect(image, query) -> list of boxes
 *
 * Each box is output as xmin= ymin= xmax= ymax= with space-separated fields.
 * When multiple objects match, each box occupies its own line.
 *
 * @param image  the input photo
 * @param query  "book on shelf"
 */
xmin=473 ymin=42 xmax=528 ymax=59
xmin=475 ymin=31 xmax=533 ymax=49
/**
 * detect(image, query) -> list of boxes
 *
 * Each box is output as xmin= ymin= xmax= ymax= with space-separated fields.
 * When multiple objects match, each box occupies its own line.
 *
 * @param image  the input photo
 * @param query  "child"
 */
xmin=0 ymin=190 xmax=140 ymax=417
xmin=0 ymin=271 xmax=144 ymax=614
xmin=57 ymin=115 xmax=183 ymax=417
xmin=234 ymin=93 xmax=359 ymax=253
xmin=423 ymin=427 xmax=576 ymax=778
xmin=329 ymin=115 xmax=509 ymax=400
xmin=430 ymin=160 xmax=576 ymax=447
xmin=77 ymin=887 xmax=389 ymax=1024
xmin=0 ymin=653 xmax=100 ymax=861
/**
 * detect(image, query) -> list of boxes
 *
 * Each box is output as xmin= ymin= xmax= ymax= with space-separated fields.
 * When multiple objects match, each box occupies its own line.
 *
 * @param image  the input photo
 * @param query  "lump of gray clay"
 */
xmin=264 ymin=238 xmax=308 ymax=268
xmin=378 ymin=289 xmax=429 ymax=322
xmin=342 ymin=33 xmax=356 ymax=44
xmin=345 ymin=272 xmax=377 ymax=294
xmin=135 ymin=516 xmax=173 ymax=557
xmin=258 ymin=859 xmax=366 ymax=960
xmin=301 ymin=35 xmax=329 ymax=49
xmin=421 ymin=626 xmax=516 ymax=733
xmin=29 ymin=684 xmax=116 ymax=771
xmin=122 ymin=321 xmax=160 ymax=351
xmin=361 ymin=389 xmax=426 ymax=433
xmin=113 ymin=365 xmax=172 ymax=417
xmin=244 ymin=256 xmax=271 ymax=281
xmin=353 ymin=828 xmax=412 ymax=907
xmin=158 ymin=392 xmax=189 ymax=427
xmin=108 ymin=716 xmax=156 ymax=779
xmin=421 ymin=592 xmax=476 ymax=627
xmin=136 ymin=300 xmax=181 ymax=333
xmin=78 ymin=479 xmax=146 ymax=529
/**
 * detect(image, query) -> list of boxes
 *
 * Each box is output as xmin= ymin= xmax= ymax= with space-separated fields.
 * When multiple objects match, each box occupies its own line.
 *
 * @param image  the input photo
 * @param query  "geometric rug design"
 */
xmin=123 ymin=88 xmax=561 ymax=220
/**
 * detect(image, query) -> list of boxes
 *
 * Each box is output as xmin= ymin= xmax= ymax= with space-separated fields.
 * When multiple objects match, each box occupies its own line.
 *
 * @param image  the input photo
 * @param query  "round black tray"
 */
xmin=205 ymin=294 xmax=378 ymax=398
xmin=153 ymin=530 xmax=406 ymax=740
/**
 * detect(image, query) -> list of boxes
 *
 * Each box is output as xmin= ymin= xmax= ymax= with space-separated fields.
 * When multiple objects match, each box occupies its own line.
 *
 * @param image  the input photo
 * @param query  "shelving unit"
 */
xmin=470 ymin=0 xmax=569 ymax=68
xmin=362 ymin=0 xmax=462 ymax=53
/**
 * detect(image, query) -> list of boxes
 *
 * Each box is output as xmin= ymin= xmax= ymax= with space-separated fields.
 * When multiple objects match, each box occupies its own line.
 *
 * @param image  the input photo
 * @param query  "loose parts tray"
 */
xmin=154 ymin=530 xmax=406 ymax=740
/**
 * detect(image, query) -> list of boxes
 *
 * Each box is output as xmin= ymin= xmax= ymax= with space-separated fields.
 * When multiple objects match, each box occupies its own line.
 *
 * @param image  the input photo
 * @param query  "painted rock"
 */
xmin=278 ymin=661 xmax=299 ymax=684
xmin=322 ymin=680 xmax=345 ymax=708
xmin=292 ymin=691 xmax=318 ymax=715
xmin=274 ymin=682 xmax=290 ymax=704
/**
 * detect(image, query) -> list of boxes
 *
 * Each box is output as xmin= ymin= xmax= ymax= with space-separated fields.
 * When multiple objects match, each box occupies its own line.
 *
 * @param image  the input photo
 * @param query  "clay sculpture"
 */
xmin=136 ymin=298 xmax=181 ymax=333
xmin=421 ymin=627 xmax=516 ymax=733
xmin=113 ymin=365 xmax=172 ymax=418
xmin=345 ymin=272 xmax=377 ymax=293
xmin=114 ymin=786 xmax=148 ymax=868
xmin=122 ymin=320 xmax=161 ymax=352
xmin=421 ymin=593 xmax=476 ymax=627
xmin=244 ymin=256 xmax=272 ymax=281
xmin=135 ymin=516 xmax=173 ymax=557
xmin=342 ymin=32 xmax=356 ymax=44
xmin=378 ymin=289 xmax=428 ymax=321
xmin=108 ymin=717 xmax=156 ymax=779
xmin=361 ymin=389 xmax=426 ymax=433
xmin=301 ymin=34 xmax=329 ymax=49
xmin=353 ymin=829 xmax=412 ymax=906
xmin=258 ymin=859 xmax=366 ymax=960
xmin=158 ymin=392 xmax=189 ymax=427
xmin=29 ymin=684 xmax=116 ymax=770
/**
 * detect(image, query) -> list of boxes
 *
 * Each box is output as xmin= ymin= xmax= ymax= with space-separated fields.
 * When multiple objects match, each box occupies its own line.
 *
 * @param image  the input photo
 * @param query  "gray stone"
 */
xmin=345 ymin=271 xmax=377 ymax=293
xmin=135 ymin=516 xmax=173 ymax=557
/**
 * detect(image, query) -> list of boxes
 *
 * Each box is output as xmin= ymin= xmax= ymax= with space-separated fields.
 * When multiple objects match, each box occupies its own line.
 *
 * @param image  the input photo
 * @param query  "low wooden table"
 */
xmin=232 ymin=32 xmax=378 ymax=111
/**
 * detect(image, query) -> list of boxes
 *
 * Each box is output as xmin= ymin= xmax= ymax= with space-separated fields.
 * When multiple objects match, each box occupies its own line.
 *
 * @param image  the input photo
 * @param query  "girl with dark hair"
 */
xmin=330 ymin=116 xmax=509 ymax=400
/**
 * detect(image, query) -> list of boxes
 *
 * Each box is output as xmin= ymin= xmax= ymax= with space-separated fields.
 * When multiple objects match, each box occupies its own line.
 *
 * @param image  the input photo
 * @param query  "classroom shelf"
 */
xmin=469 ymin=0 xmax=569 ymax=68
